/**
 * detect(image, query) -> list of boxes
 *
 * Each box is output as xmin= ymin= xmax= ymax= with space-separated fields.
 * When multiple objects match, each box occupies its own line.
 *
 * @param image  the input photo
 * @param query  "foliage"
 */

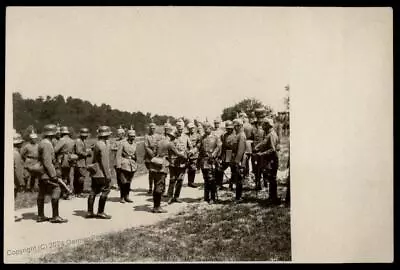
xmin=221 ymin=98 xmax=273 ymax=121
xmin=13 ymin=92 xmax=177 ymax=136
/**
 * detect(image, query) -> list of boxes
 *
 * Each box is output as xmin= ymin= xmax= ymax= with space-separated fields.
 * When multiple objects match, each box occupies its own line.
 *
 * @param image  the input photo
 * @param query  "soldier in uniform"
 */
xmin=194 ymin=118 xmax=205 ymax=137
xmin=37 ymin=124 xmax=68 ymax=223
xmin=116 ymin=128 xmax=138 ymax=203
xmin=149 ymin=129 xmax=185 ymax=213
xmin=212 ymin=118 xmax=225 ymax=139
xmin=14 ymin=132 xmax=25 ymax=222
xmin=73 ymin=128 xmax=91 ymax=198
xmin=241 ymin=114 xmax=254 ymax=179
xmin=250 ymin=108 xmax=267 ymax=191
xmin=167 ymin=121 xmax=192 ymax=204
xmin=52 ymin=125 xmax=61 ymax=147
xmin=86 ymin=126 xmax=112 ymax=219
xmin=254 ymin=118 xmax=281 ymax=205
xmin=199 ymin=122 xmax=222 ymax=204
xmin=144 ymin=123 xmax=160 ymax=194
xmin=110 ymin=126 xmax=126 ymax=190
xmin=232 ymin=119 xmax=247 ymax=203
xmin=54 ymin=126 xmax=76 ymax=200
xmin=215 ymin=120 xmax=236 ymax=190
xmin=20 ymin=130 xmax=40 ymax=192
xmin=186 ymin=122 xmax=200 ymax=188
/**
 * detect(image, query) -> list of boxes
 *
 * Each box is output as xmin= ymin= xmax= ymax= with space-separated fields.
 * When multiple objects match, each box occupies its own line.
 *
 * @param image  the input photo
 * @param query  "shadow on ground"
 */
xmin=132 ymin=204 xmax=154 ymax=213
xmin=21 ymin=212 xmax=37 ymax=221
xmin=73 ymin=210 xmax=88 ymax=218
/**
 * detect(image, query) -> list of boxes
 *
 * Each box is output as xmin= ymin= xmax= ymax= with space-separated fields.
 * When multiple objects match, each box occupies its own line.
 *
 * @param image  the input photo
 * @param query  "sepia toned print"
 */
xmin=5 ymin=6 xmax=393 ymax=263
xmin=6 ymin=7 xmax=291 ymax=263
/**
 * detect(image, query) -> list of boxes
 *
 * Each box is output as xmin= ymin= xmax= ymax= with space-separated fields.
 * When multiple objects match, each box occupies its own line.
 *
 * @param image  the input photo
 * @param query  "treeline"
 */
xmin=13 ymin=92 xmax=178 ymax=138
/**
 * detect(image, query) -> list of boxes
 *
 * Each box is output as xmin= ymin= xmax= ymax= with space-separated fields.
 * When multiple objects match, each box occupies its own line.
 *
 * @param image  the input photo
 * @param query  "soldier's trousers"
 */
xmin=252 ymin=155 xmax=263 ymax=189
xmin=152 ymin=172 xmax=166 ymax=208
xmin=215 ymin=163 xmax=235 ymax=188
xmin=167 ymin=167 xmax=185 ymax=199
xmin=231 ymin=165 xmax=243 ymax=200
xmin=88 ymin=177 xmax=111 ymax=214
xmin=262 ymin=154 xmax=279 ymax=201
xmin=73 ymin=167 xmax=86 ymax=195
xmin=201 ymin=168 xmax=217 ymax=201
xmin=60 ymin=167 xmax=74 ymax=197
xmin=145 ymin=162 xmax=155 ymax=191
xmin=119 ymin=170 xmax=134 ymax=200
xmin=37 ymin=180 xmax=61 ymax=218
xmin=187 ymin=159 xmax=198 ymax=185
xmin=24 ymin=169 xmax=40 ymax=191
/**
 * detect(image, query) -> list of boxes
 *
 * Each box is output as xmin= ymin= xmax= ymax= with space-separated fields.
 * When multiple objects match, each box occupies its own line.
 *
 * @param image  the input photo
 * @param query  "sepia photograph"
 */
xmin=5 ymin=7 xmax=291 ymax=263
xmin=4 ymin=6 xmax=393 ymax=264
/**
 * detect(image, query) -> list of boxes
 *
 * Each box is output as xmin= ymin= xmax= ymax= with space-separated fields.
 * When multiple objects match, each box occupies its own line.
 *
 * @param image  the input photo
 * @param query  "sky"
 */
xmin=7 ymin=7 xmax=291 ymax=121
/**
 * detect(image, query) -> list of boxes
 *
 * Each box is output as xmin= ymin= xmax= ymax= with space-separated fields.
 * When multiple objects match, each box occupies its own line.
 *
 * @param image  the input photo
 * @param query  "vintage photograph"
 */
xmin=6 ymin=6 xmax=293 ymax=263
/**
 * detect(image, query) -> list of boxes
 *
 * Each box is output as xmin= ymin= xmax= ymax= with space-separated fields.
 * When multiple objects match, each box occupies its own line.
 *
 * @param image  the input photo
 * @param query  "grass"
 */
xmin=38 ymin=136 xmax=291 ymax=262
xmin=14 ymin=140 xmax=147 ymax=210
xmin=39 ymin=198 xmax=290 ymax=262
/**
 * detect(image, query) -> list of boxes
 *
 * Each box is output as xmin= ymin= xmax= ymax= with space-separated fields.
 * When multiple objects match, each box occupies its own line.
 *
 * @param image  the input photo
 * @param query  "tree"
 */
xmin=12 ymin=92 xmax=178 ymax=137
xmin=221 ymin=98 xmax=272 ymax=121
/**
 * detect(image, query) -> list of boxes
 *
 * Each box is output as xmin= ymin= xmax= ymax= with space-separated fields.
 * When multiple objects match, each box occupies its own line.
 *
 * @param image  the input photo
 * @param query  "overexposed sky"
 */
xmin=6 ymin=7 xmax=290 ymax=121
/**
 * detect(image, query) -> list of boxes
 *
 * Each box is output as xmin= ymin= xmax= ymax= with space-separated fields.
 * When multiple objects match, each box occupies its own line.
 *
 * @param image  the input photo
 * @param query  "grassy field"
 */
xmin=39 ymin=199 xmax=290 ymax=262
xmin=15 ymin=139 xmax=147 ymax=210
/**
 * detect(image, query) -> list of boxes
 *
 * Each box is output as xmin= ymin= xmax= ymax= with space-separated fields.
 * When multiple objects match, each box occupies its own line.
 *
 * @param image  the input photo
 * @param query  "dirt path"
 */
xmin=4 ymin=172 xmax=205 ymax=263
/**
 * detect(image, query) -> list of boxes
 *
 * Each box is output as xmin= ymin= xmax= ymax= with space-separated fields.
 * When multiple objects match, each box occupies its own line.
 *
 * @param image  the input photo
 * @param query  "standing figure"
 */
xmin=74 ymin=128 xmax=91 ymax=198
xmin=54 ymin=126 xmax=75 ymax=200
xmin=13 ymin=132 xmax=25 ymax=222
xmin=144 ymin=123 xmax=160 ymax=194
xmin=194 ymin=118 xmax=205 ymax=137
xmin=21 ymin=130 xmax=40 ymax=192
xmin=150 ymin=129 xmax=186 ymax=213
xmin=254 ymin=119 xmax=281 ymax=205
xmin=186 ymin=122 xmax=200 ymax=188
xmin=116 ymin=128 xmax=137 ymax=203
xmin=232 ymin=119 xmax=247 ymax=203
xmin=242 ymin=114 xmax=254 ymax=179
xmin=251 ymin=108 xmax=267 ymax=190
xmin=199 ymin=122 xmax=222 ymax=204
xmin=212 ymin=118 xmax=224 ymax=139
xmin=167 ymin=121 xmax=192 ymax=204
xmin=37 ymin=124 xmax=68 ymax=223
xmin=86 ymin=126 xmax=112 ymax=219
xmin=110 ymin=126 xmax=126 ymax=190
xmin=215 ymin=120 xmax=236 ymax=190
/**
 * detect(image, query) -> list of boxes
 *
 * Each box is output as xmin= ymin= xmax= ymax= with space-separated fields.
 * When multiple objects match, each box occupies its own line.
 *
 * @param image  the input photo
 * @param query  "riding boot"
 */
xmin=51 ymin=199 xmax=59 ymax=218
xmin=88 ymin=195 xmax=95 ymax=214
xmin=98 ymin=196 xmax=107 ymax=214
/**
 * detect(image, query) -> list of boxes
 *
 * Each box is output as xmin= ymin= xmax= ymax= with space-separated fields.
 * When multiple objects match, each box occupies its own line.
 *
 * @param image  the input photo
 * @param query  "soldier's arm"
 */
xmin=212 ymin=137 xmax=222 ymax=158
xmin=187 ymin=136 xmax=193 ymax=150
xmin=14 ymin=152 xmax=25 ymax=186
xmin=99 ymin=142 xmax=112 ymax=179
xmin=75 ymin=140 xmax=88 ymax=158
xmin=169 ymin=142 xmax=186 ymax=159
xmin=54 ymin=139 xmax=64 ymax=154
xmin=20 ymin=145 xmax=27 ymax=161
xmin=144 ymin=136 xmax=154 ymax=157
xmin=115 ymin=142 xmax=123 ymax=169
xmin=42 ymin=143 xmax=57 ymax=179
xmin=235 ymin=134 xmax=246 ymax=164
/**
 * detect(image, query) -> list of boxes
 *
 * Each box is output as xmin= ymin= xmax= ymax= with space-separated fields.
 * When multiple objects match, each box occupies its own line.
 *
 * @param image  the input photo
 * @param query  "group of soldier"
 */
xmin=13 ymin=107 xmax=289 ymax=222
